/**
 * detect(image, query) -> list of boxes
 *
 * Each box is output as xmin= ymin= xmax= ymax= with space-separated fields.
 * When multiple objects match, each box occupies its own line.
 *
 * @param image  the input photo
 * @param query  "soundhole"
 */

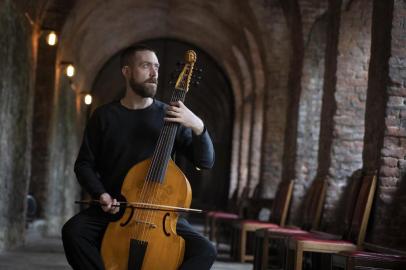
xmin=163 ymin=213 xmax=171 ymax=236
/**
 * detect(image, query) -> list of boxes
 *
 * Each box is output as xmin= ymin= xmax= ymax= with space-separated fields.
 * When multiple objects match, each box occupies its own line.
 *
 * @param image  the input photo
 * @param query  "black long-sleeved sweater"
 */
xmin=74 ymin=100 xmax=214 ymax=199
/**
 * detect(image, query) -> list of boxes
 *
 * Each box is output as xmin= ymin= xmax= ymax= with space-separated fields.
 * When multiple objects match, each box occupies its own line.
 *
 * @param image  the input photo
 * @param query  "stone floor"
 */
xmin=0 ymin=222 xmax=253 ymax=270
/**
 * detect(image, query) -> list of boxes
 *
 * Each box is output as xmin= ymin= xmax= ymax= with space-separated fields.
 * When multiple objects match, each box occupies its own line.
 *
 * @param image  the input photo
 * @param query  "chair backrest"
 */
xmin=341 ymin=169 xmax=364 ymax=232
xmin=236 ymin=186 xmax=252 ymax=217
xmin=345 ymin=173 xmax=377 ymax=246
xmin=226 ymin=186 xmax=251 ymax=213
xmin=301 ymin=178 xmax=327 ymax=230
xmin=269 ymin=180 xmax=294 ymax=226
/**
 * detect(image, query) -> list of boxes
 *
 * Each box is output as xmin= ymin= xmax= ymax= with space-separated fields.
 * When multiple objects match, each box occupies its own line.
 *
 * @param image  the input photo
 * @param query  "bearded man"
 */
xmin=62 ymin=44 xmax=216 ymax=270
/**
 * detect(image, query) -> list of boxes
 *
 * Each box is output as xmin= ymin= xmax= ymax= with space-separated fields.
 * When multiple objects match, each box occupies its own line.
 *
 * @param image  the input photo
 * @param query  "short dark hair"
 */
xmin=120 ymin=44 xmax=156 ymax=68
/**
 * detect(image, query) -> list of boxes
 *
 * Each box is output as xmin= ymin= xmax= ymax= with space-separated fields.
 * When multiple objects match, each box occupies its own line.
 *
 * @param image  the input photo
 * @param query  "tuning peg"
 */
xmin=195 ymin=68 xmax=203 ymax=73
xmin=192 ymin=81 xmax=200 ymax=87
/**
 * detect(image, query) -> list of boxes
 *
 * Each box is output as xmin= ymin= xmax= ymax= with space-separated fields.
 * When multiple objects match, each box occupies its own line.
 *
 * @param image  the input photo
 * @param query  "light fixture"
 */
xmin=46 ymin=31 xmax=58 ymax=46
xmin=84 ymin=94 xmax=92 ymax=105
xmin=66 ymin=64 xmax=75 ymax=77
xmin=60 ymin=61 xmax=76 ymax=80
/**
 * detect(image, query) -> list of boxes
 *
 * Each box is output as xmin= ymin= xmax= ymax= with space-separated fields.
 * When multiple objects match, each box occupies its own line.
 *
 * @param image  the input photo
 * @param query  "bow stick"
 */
xmin=75 ymin=200 xmax=203 ymax=213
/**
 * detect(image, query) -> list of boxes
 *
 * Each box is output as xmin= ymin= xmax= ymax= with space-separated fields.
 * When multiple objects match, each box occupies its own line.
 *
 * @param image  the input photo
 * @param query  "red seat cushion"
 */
xmin=240 ymin=220 xmax=279 ymax=227
xmin=210 ymin=212 xmax=239 ymax=219
xmin=207 ymin=210 xmax=231 ymax=216
xmin=340 ymin=251 xmax=406 ymax=262
xmin=206 ymin=211 xmax=217 ymax=216
xmin=293 ymin=235 xmax=353 ymax=245
xmin=266 ymin=227 xmax=312 ymax=235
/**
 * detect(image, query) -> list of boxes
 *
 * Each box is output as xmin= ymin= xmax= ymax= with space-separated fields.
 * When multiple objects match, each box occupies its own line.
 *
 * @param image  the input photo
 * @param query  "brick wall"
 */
xmin=290 ymin=15 xmax=327 ymax=225
xmin=321 ymin=0 xmax=373 ymax=233
xmin=369 ymin=0 xmax=406 ymax=251
xmin=253 ymin=0 xmax=291 ymax=198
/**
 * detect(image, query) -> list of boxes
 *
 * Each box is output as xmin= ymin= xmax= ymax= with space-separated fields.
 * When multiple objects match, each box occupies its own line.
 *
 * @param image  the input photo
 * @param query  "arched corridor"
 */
xmin=1 ymin=0 xmax=406 ymax=269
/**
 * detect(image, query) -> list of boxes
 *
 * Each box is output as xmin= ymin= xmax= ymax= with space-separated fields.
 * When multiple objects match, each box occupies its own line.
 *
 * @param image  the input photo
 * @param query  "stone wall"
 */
xmin=0 ymin=0 xmax=36 ymax=251
xmin=44 ymin=73 xmax=81 ymax=236
xmin=29 ymin=0 xmax=75 ymax=219
xmin=29 ymin=35 xmax=58 ymax=218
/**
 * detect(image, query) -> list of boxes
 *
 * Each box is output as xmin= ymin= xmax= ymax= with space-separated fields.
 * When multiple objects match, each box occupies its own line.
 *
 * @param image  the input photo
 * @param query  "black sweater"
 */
xmin=74 ymin=100 xmax=215 ymax=199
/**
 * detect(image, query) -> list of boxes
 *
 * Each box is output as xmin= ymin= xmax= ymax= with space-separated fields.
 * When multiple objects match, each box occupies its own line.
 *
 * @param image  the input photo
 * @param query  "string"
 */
xmin=130 ymin=64 xmax=191 ymax=244
xmin=141 ymin=88 xmax=186 ymax=242
xmin=135 ymin=114 xmax=172 ymax=240
xmin=132 ymin=96 xmax=174 ymax=240
xmin=138 ymin=86 xmax=186 ymax=241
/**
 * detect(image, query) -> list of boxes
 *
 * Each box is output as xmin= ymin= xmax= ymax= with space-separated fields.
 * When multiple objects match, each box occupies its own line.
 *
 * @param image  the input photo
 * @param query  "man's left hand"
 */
xmin=165 ymin=101 xmax=204 ymax=135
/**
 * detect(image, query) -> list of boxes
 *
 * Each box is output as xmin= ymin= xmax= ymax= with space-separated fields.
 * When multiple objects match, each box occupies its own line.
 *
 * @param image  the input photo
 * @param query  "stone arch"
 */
xmin=42 ymin=0 xmax=298 ymax=233
xmin=90 ymin=38 xmax=235 ymax=210
xmin=244 ymin=27 xmax=266 ymax=196
xmin=231 ymin=45 xmax=254 ymax=197
xmin=44 ymin=0 xmax=270 ymax=233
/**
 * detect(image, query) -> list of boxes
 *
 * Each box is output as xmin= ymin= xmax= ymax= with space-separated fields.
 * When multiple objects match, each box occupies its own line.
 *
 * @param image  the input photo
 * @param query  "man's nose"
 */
xmin=150 ymin=67 xmax=158 ymax=77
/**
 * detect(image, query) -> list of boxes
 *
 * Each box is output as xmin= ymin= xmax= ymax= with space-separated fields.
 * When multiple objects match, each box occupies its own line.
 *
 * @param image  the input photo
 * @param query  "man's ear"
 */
xmin=122 ymin=66 xmax=130 ymax=78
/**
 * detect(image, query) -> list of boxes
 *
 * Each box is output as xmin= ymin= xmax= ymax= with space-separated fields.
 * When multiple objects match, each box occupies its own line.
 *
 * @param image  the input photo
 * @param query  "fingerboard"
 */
xmin=145 ymin=89 xmax=187 ymax=183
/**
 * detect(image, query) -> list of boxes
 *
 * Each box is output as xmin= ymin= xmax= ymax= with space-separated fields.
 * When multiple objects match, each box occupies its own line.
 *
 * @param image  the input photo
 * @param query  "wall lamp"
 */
xmin=40 ymin=28 xmax=58 ymax=46
xmin=84 ymin=94 xmax=93 ymax=105
xmin=46 ymin=31 xmax=58 ymax=46
xmin=60 ymin=61 xmax=76 ymax=78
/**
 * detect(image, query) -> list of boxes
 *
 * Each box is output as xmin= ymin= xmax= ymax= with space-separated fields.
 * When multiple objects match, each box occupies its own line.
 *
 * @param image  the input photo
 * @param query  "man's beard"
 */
xmin=129 ymin=77 xmax=157 ymax=98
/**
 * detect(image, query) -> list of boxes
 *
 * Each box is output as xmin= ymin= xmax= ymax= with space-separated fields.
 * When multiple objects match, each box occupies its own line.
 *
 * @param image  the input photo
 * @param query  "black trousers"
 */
xmin=62 ymin=207 xmax=216 ymax=270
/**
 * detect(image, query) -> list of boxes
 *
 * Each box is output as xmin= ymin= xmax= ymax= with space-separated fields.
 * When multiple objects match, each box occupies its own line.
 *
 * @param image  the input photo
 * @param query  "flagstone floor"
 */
xmin=0 ymin=222 xmax=252 ymax=270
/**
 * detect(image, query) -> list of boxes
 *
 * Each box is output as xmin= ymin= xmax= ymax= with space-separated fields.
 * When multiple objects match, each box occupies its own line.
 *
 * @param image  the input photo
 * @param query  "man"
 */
xmin=62 ymin=44 xmax=216 ymax=270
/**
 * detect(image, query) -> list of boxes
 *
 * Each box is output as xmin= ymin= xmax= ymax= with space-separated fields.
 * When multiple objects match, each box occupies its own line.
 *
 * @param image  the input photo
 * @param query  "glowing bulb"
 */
xmin=84 ymin=94 xmax=92 ymax=105
xmin=66 ymin=64 xmax=75 ymax=77
xmin=46 ymin=31 xmax=57 ymax=46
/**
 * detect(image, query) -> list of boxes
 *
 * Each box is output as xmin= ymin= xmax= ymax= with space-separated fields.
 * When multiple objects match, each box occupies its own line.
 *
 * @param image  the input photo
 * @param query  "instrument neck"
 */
xmin=146 ymin=88 xmax=187 ymax=183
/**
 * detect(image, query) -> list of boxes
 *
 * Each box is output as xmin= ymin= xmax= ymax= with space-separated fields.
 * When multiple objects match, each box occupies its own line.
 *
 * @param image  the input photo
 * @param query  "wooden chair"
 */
xmin=253 ymin=178 xmax=327 ymax=270
xmin=254 ymin=170 xmax=365 ymax=270
xmin=287 ymin=173 xmax=377 ymax=270
xmin=332 ymin=250 xmax=406 ymax=270
xmin=233 ymin=180 xmax=294 ymax=262
xmin=204 ymin=186 xmax=251 ymax=242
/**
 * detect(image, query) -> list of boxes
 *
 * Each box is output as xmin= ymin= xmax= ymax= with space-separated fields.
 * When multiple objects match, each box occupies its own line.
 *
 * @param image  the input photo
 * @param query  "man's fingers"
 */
xmin=112 ymin=202 xmax=120 ymax=214
xmin=169 ymin=101 xmax=181 ymax=107
xmin=100 ymin=193 xmax=117 ymax=213
xmin=103 ymin=203 xmax=112 ymax=212
xmin=109 ymin=199 xmax=120 ymax=214
xmin=109 ymin=199 xmax=116 ymax=214
xmin=166 ymin=110 xmax=179 ymax=116
xmin=167 ymin=106 xmax=181 ymax=113
xmin=164 ymin=117 xmax=182 ymax=123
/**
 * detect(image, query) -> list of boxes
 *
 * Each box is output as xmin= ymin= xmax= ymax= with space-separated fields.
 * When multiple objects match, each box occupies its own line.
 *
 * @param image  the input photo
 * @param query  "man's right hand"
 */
xmin=99 ymin=193 xmax=120 ymax=214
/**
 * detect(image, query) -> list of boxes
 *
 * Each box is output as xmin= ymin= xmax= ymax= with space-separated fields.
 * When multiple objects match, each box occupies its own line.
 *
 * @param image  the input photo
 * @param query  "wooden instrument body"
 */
xmin=101 ymin=158 xmax=192 ymax=270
